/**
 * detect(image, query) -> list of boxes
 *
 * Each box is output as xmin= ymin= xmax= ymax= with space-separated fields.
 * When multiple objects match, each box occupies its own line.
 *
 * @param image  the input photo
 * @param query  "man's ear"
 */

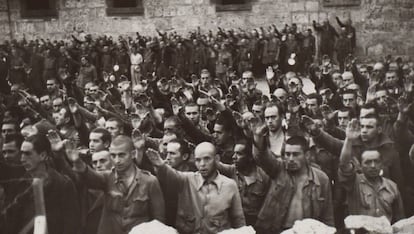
xmin=215 ymin=154 xmax=220 ymax=162
xmin=104 ymin=141 xmax=110 ymax=149
xmin=40 ymin=151 xmax=48 ymax=162
xmin=377 ymin=125 xmax=382 ymax=134
xmin=182 ymin=153 xmax=190 ymax=161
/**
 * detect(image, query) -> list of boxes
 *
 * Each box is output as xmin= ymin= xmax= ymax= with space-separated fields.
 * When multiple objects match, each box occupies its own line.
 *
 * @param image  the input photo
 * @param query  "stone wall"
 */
xmin=0 ymin=0 xmax=413 ymax=59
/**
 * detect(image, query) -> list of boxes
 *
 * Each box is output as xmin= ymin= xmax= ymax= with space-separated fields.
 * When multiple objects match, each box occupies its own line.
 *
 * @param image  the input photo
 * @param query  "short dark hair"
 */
xmin=91 ymin=127 xmax=111 ymax=144
xmin=234 ymin=138 xmax=253 ymax=159
xmin=168 ymin=139 xmax=190 ymax=157
xmin=338 ymin=107 xmax=356 ymax=119
xmin=24 ymin=134 xmax=51 ymax=154
xmin=306 ymin=93 xmax=322 ymax=105
xmin=285 ymin=135 xmax=309 ymax=152
xmin=106 ymin=118 xmax=124 ymax=130
xmin=4 ymin=134 xmax=24 ymax=149
xmin=264 ymin=102 xmax=285 ymax=116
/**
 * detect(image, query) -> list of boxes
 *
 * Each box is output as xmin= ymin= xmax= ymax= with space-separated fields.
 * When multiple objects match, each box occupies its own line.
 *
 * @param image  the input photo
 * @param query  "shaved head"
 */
xmin=195 ymin=142 xmax=216 ymax=157
xmin=110 ymin=135 xmax=134 ymax=152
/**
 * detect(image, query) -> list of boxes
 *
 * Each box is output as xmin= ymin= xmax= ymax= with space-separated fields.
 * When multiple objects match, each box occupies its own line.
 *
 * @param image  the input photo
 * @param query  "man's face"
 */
xmin=159 ymin=133 xmax=177 ymax=155
xmin=46 ymin=80 xmax=57 ymax=93
xmin=213 ymin=124 xmax=229 ymax=146
xmin=109 ymin=143 xmax=133 ymax=172
xmin=200 ymin=74 xmax=209 ymax=86
xmin=242 ymin=73 xmax=252 ymax=85
xmin=2 ymin=124 xmax=17 ymax=139
xmin=52 ymin=109 xmax=68 ymax=127
xmin=232 ymin=144 xmax=250 ymax=171
xmin=342 ymin=93 xmax=356 ymax=108
xmin=252 ymin=105 xmax=264 ymax=118
xmin=105 ymin=121 xmax=121 ymax=138
xmin=92 ymin=151 xmax=112 ymax=172
xmin=306 ymin=98 xmax=318 ymax=114
xmin=163 ymin=120 xmax=178 ymax=135
xmin=332 ymin=74 xmax=343 ymax=88
xmin=195 ymin=147 xmax=216 ymax=178
xmin=284 ymin=144 xmax=307 ymax=172
xmin=166 ymin=142 xmax=185 ymax=169
xmin=2 ymin=141 xmax=20 ymax=164
xmin=264 ymin=106 xmax=282 ymax=132
xmin=385 ymin=72 xmax=398 ymax=86
xmin=40 ymin=96 xmax=52 ymax=110
xmin=343 ymin=76 xmax=354 ymax=87
xmin=89 ymin=132 xmax=107 ymax=153
xmin=359 ymin=68 xmax=369 ymax=79
xmin=20 ymin=141 xmax=44 ymax=172
xmin=375 ymin=90 xmax=388 ymax=106
xmin=360 ymin=118 xmax=380 ymax=143
xmin=361 ymin=151 xmax=382 ymax=179
xmin=52 ymin=98 xmax=63 ymax=112
xmin=185 ymin=106 xmax=200 ymax=125
xmin=337 ymin=111 xmax=350 ymax=129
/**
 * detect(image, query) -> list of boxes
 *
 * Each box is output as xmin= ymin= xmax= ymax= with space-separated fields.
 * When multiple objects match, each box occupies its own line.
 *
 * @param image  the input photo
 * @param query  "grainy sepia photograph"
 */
xmin=0 ymin=0 xmax=413 ymax=233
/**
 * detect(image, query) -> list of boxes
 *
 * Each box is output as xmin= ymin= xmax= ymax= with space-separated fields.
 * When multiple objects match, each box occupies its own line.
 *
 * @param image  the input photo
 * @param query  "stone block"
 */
xmin=291 ymin=12 xmax=309 ymax=24
xmin=290 ymin=2 xmax=305 ymax=12
xmin=305 ymin=1 xmax=319 ymax=11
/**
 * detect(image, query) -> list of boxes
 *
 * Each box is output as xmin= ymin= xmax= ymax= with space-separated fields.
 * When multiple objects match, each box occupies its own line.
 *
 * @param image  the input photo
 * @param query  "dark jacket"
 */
xmin=313 ymin=129 xmax=404 ymax=192
xmin=3 ymin=169 xmax=80 ymax=234
xmin=253 ymin=148 xmax=334 ymax=233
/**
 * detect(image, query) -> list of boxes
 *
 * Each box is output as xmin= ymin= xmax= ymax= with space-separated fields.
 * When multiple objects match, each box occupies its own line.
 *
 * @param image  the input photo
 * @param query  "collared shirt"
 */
xmin=157 ymin=165 xmax=246 ymax=234
xmin=217 ymin=163 xmax=270 ymax=224
xmin=130 ymin=53 xmax=143 ymax=65
xmin=339 ymin=163 xmax=405 ymax=223
xmin=80 ymin=166 xmax=165 ymax=234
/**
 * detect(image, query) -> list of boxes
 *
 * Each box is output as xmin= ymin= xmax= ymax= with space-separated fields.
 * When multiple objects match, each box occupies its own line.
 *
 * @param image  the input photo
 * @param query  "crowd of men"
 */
xmin=0 ymin=16 xmax=413 ymax=234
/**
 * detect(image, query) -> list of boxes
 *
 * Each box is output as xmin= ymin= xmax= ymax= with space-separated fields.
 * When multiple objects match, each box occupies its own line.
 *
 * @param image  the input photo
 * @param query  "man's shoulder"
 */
xmin=310 ymin=166 xmax=330 ymax=185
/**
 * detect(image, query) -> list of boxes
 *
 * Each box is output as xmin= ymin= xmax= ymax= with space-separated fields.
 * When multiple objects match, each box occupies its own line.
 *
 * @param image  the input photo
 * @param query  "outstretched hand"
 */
xmin=232 ymin=111 xmax=246 ymax=129
xmin=398 ymin=95 xmax=412 ymax=114
xmin=146 ymin=148 xmax=164 ymax=167
xmin=64 ymin=140 xmax=80 ymax=162
xmin=346 ymin=119 xmax=360 ymax=140
xmin=47 ymin=130 xmax=65 ymax=152
xmin=132 ymin=128 xmax=146 ymax=149
xmin=301 ymin=115 xmax=318 ymax=135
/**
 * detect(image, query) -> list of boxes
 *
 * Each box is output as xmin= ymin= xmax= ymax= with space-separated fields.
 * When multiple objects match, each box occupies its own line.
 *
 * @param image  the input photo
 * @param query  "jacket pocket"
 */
xmin=130 ymin=195 xmax=149 ymax=217
xmin=176 ymin=211 xmax=196 ymax=234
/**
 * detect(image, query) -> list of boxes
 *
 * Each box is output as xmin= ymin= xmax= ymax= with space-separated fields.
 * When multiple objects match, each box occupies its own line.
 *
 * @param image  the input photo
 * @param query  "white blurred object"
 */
xmin=344 ymin=215 xmax=392 ymax=234
xmin=218 ymin=226 xmax=256 ymax=234
xmin=128 ymin=220 xmax=178 ymax=234
xmin=280 ymin=219 xmax=336 ymax=234
xmin=392 ymin=215 xmax=414 ymax=234
xmin=113 ymin=64 xmax=120 ymax=72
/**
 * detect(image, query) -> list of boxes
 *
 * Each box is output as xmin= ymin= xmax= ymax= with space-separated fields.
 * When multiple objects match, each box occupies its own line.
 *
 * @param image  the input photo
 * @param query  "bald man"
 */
xmin=147 ymin=142 xmax=246 ymax=234
xmin=68 ymin=135 xmax=165 ymax=234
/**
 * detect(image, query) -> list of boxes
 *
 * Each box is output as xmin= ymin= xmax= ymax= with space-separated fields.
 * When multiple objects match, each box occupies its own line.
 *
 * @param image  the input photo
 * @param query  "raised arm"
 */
xmin=146 ymin=148 xmax=187 ymax=192
xmin=338 ymin=119 xmax=360 ymax=184
xmin=252 ymin=123 xmax=283 ymax=178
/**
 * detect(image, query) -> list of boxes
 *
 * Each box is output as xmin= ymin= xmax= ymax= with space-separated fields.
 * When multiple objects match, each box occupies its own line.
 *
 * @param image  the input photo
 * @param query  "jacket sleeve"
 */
xmin=253 ymin=145 xmax=284 ymax=179
xmin=313 ymin=129 xmax=344 ymax=157
xmin=229 ymin=182 xmax=246 ymax=228
xmin=79 ymin=166 xmax=108 ymax=191
xmin=156 ymin=163 xmax=187 ymax=193
xmin=320 ymin=179 xmax=335 ymax=227
xmin=148 ymin=175 xmax=166 ymax=223
xmin=62 ymin=177 xmax=81 ymax=234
